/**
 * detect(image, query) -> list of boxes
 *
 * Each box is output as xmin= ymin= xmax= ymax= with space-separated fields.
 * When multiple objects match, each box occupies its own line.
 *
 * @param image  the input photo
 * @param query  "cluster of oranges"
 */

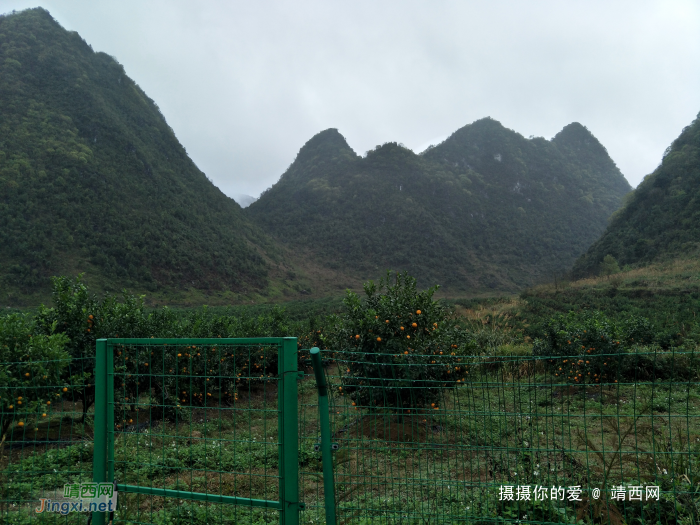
xmin=538 ymin=323 xmax=630 ymax=385
xmin=354 ymin=310 xmax=431 ymax=344
xmin=9 ymin=387 xmax=69 ymax=430
xmin=554 ymin=355 xmax=611 ymax=384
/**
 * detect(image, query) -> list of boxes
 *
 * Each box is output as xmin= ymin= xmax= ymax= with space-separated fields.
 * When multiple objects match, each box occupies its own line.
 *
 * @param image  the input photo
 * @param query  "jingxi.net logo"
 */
xmin=35 ymin=482 xmax=117 ymax=515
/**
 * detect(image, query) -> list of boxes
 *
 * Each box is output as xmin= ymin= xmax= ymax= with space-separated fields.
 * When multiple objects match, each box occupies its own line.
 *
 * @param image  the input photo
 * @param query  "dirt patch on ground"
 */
xmin=341 ymin=413 xmax=453 ymax=445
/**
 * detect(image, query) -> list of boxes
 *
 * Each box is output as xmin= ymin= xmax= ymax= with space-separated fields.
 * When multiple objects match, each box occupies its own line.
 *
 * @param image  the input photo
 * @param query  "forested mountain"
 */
xmin=573 ymin=111 xmax=700 ymax=277
xmin=0 ymin=8 xmax=273 ymax=301
xmin=247 ymin=119 xmax=631 ymax=293
xmin=0 ymin=7 xmax=638 ymax=304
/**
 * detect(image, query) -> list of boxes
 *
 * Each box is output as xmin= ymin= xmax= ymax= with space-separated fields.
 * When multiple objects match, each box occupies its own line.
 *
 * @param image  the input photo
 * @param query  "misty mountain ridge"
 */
xmin=233 ymin=194 xmax=258 ymax=208
xmin=247 ymin=118 xmax=631 ymax=292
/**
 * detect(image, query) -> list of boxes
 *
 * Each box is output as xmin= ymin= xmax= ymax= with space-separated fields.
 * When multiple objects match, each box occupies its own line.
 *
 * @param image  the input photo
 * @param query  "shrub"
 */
xmin=0 ymin=314 xmax=70 ymax=438
xmin=333 ymin=272 xmax=475 ymax=410
xmin=600 ymin=254 xmax=620 ymax=278
xmin=108 ymin=303 xmax=299 ymax=427
xmin=34 ymin=276 xmax=305 ymax=427
xmin=618 ymin=348 xmax=699 ymax=382
xmin=532 ymin=310 xmax=658 ymax=384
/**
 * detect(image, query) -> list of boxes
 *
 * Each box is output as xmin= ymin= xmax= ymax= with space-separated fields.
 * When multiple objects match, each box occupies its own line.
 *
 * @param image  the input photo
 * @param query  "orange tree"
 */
xmin=97 ymin=302 xmax=296 ymax=427
xmin=0 ymin=314 xmax=70 ymax=438
xmin=36 ymin=275 xmax=148 ymax=420
xmin=140 ymin=305 xmax=293 ymax=411
xmin=36 ymin=277 xmax=299 ymax=428
xmin=330 ymin=272 xmax=475 ymax=411
xmin=532 ymin=310 xmax=657 ymax=384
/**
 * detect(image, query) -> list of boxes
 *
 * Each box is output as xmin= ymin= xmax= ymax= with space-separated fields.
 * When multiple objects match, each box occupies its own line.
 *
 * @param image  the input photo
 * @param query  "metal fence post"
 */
xmin=107 ymin=341 xmax=115 ymax=483
xmin=92 ymin=339 xmax=108 ymax=525
xmin=310 ymin=347 xmax=337 ymax=525
xmin=280 ymin=337 xmax=300 ymax=525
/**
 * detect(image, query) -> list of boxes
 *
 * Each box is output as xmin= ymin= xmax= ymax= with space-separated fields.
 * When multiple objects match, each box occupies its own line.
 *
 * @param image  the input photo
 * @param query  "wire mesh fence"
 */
xmin=3 ymin=342 xmax=699 ymax=524
xmin=102 ymin=338 xmax=299 ymax=525
xmin=2 ymin=338 xmax=301 ymax=525
xmin=312 ymin=348 xmax=700 ymax=525
xmin=1 ymin=355 xmax=95 ymax=524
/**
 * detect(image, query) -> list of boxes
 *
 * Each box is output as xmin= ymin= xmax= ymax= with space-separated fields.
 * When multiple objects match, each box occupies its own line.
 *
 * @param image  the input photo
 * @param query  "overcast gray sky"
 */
xmin=3 ymin=0 xmax=700 ymax=199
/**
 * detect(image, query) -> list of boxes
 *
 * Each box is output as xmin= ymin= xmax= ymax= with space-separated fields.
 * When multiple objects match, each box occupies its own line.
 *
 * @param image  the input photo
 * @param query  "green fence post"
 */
xmin=310 ymin=347 xmax=337 ymax=525
xmin=107 ymin=341 xmax=115 ymax=484
xmin=280 ymin=337 xmax=300 ymax=525
xmin=92 ymin=339 xmax=108 ymax=525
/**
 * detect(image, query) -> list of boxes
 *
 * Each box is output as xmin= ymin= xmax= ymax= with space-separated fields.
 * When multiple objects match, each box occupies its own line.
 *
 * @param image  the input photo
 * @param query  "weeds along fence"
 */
xmin=2 ymin=342 xmax=700 ymax=525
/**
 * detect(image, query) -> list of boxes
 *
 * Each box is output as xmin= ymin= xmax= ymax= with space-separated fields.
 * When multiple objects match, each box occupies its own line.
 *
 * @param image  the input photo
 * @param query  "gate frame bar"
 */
xmin=93 ymin=337 xmax=300 ymax=525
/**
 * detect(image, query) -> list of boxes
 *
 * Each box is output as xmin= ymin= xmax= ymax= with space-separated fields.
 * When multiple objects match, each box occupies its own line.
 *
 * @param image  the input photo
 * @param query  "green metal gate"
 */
xmin=92 ymin=337 xmax=300 ymax=525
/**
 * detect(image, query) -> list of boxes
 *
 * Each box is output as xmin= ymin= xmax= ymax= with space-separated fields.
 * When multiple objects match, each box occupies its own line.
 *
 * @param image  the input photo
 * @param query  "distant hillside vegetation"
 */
xmin=247 ymin=118 xmax=631 ymax=293
xmin=0 ymin=8 xmax=272 ymax=301
xmin=573 ymin=111 xmax=700 ymax=277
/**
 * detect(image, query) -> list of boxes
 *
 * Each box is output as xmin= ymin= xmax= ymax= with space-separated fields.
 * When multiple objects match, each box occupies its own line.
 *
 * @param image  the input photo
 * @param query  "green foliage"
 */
xmin=111 ymin=340 xmax=283 ymax=428
xmin=2 ymin=441 xmax=94 ymax=498
xmin=520 ymin=273 xmax=700 ymax=348
xmin=532 ymin=310 xmax=663 ymax=384
xmin=24 ymin=275 xmax=318 ymax=425
xmin=149 ymin=304 xmax=293 ymax=339
xmin=137 ymin=304 xmax=297 ymax=410
xmin=0 ymin=8 xmax=270 ymax=299
xmin=0 ymin=313 xmax=69 ymax=437
xmin=573 ymin=111 xmax=700 ymax=277
xmin=599 ymin=254 xmax=620 ymax=277
xmin=198 ymin=295 xmax=345 ymax=323
xmin=333 ymin=272 xmax=474 ymax=409
xmin=248 ymin=119 xmax=631 ymax=293
xmin=35 ymin=275 xmax=147 ymax=417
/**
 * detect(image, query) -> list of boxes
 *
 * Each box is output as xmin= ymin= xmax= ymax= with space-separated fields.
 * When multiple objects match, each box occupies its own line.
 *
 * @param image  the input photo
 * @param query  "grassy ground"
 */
xmin=324 ymin=353 xmax=700 ymax=524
